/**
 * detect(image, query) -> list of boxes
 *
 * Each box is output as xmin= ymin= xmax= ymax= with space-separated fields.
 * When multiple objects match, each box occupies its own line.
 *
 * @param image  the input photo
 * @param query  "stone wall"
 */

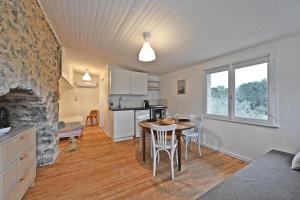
xmin=0 ymin=0 xmax=61 ymax=165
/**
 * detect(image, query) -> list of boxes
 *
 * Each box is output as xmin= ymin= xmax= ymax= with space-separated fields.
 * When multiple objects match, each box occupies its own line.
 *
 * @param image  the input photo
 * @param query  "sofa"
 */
xmin=58 ymin=116 xmax=84 ymax=138
xmin=198 ymin=150 xmax=300 ymax=200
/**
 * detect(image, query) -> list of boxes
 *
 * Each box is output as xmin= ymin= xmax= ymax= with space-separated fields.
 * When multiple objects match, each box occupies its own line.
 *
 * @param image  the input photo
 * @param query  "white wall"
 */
xmin=161 ymin=34 xmax=300 ymax=162
xmin=103 ymin=66 xmax=110 ymax=135
xmin=61 ymin=47 xmax=74 ymax=87
xmin=59 ymin=73 xmax=100 ymax=124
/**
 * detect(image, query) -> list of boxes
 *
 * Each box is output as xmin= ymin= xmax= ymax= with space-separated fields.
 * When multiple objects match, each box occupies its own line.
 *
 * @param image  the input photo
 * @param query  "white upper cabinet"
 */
xmin=109 ymin=67 xmax=148 ymax=95
xmin=130 ymin=71 xmax=148 ymax=95
xmin=110 ymin=68 xmax=131 ymax=95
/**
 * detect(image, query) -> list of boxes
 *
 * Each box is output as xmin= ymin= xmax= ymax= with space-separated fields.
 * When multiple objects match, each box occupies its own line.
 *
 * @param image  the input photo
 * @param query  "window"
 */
xmin=207 ymin=70 xmax=229 ymax=116
xmin=234 ymin=63 xmax=268 ymax=120
xmin=205 ymin=56 xmax=278 ymax=127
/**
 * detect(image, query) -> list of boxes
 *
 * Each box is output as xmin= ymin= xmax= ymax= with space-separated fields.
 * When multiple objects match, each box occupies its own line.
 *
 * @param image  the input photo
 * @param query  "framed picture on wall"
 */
xmin=177 ymin=79 xmax=186 ymax=94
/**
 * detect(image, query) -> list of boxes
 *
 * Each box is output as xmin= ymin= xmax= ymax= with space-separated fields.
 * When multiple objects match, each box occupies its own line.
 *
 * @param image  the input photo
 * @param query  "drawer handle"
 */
xmin=20 ymin=177 xmax=24 ymax=182
xmin=20 ymin=154 xmax=28 ymax=161
xmin=20 ymin=136 xmax=24 ymax=140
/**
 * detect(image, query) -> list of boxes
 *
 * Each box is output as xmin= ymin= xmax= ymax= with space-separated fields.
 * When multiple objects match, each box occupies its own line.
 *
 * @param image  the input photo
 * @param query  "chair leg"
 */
xmin=198 ymin=140 xmax=202 ymax=156
xmin=150 ymin=140 xmax=153 ymax=158
xmin=86 ymin=117 xmax=89 ymax=126
xmin=153 ymin=150 xmax=157 ymax=177
xmin=176 ymin=148 xmax=178 ymax=166
xmin=151 ymin=143 xmax=155 ymax=158
xmin=171 ymin=152 xmax=174 ymax=180
xmin=185 ymin=140 xmax=188 ymax=160
xmin=157 ymin=151 xmax=160 ymax=164
xmin=95 ymin=117 xmax=99 ymax=125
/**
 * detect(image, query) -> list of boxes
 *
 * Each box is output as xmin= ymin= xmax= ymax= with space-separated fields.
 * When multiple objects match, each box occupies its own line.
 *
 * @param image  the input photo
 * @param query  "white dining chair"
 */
xmin=150 ymin=124 xmax=178 ymax=180
xmin=182 ymin=114 xmax=203 ymax=159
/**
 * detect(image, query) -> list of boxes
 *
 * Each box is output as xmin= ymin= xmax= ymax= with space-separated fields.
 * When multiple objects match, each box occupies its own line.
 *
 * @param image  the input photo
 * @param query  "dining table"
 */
xmin=139 ymin=118 xmax=197 ymax=171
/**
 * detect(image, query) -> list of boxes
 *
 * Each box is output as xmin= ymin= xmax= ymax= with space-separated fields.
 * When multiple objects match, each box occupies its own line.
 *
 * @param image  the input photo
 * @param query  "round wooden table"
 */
xmin=139 ymin=118 xmax=197 ymax=171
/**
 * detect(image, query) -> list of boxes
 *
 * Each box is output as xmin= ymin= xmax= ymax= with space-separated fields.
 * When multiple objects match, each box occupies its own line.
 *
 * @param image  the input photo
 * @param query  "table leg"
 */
xmin=143 ymin=129 xmax=146 ymax=162
xmin=177 ymin=132 xmax=182 ymax=171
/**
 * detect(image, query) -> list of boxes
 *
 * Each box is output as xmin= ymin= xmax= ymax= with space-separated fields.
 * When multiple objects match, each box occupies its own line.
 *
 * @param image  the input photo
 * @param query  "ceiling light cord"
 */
xmin=143 ymin=32 xmax=151 ymax=42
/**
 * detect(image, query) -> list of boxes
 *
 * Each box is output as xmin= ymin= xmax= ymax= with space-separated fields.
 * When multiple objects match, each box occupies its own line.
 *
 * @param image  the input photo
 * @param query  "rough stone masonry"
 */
xmin=0 ymin=0 xmax=61 ymax=165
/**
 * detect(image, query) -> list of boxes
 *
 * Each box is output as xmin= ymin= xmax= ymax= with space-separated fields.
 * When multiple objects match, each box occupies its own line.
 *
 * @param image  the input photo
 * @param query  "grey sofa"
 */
xmin=198 ymin=150 xmax=300 ymax=200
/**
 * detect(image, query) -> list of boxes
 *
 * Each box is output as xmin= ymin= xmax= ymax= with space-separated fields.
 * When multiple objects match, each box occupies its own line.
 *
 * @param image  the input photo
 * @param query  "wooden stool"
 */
xmin=86 ymin=110 xmax=99 ymax=126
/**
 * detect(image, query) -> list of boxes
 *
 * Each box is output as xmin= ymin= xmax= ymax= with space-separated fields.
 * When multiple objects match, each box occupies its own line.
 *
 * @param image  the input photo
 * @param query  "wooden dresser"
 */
xmin=0 ymin=126 xmax=36 ymax=200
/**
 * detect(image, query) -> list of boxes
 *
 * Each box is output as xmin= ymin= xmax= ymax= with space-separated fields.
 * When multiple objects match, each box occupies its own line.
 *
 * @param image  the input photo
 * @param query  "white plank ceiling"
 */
xmin=39 ymin=0 xmax=300 ymax=74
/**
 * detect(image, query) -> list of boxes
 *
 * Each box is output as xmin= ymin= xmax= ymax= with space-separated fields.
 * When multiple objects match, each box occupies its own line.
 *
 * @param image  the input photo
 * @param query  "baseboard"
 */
xmin=201 ymin=143 xmax=254 ymax=163
xmin=113 ymin=136 xmax=133 ymax=142
xmin=103 ymin=130 xmax=110 ymax=138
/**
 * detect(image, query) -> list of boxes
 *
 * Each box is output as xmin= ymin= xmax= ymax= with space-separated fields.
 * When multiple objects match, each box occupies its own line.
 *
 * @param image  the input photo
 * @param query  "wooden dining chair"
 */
xmin=150 ymin=124 xmax=178 ymax=180
xmin=86 ymin=110 xmax=99 ymax=126
xmin=182 ymin=114 xmax=203 ymax=159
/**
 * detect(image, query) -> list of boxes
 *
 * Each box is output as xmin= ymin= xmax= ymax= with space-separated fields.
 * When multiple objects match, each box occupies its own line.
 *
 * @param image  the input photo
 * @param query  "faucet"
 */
xmin=118 ymin=96 xmax=122 ymax=109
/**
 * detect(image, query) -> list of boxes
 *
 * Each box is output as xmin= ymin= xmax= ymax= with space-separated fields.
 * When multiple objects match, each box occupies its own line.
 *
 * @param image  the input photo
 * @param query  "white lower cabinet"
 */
xmin=109 ymin=110 xmax=134 ymax=142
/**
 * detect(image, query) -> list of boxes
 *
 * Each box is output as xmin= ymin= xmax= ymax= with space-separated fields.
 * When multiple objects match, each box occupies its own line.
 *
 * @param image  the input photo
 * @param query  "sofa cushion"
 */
xmin=198 ymin=150 xmax=300 ymax=200
xmin=292 ymin=151 xmax=300 ymax=170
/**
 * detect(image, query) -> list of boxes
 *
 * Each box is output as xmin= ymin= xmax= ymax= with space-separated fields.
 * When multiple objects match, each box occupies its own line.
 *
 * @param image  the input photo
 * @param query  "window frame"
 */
xmin=204 ymin=55 xmax=279 ymax=128
xmin=205 ymin=65 xmax=230 ymax=120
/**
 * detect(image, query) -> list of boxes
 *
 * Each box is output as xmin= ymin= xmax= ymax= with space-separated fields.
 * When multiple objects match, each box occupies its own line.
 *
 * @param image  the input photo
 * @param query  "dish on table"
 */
xmin=0 ymin=127 xmax=11 ymax=136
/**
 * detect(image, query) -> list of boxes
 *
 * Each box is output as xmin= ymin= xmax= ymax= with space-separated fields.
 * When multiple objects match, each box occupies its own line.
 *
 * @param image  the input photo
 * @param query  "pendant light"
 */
xmin=139 ymin=32 xmax=156 ymax=62
xmin=82 ymin=69 xmax=91 ymax=81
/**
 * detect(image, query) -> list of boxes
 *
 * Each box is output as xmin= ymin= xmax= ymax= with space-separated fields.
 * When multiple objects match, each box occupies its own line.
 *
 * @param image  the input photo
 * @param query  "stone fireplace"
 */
xmin=0 ymin=0 xmax=61 ymax=165
xmin=0 ymin=89 xmax=59 ymax=165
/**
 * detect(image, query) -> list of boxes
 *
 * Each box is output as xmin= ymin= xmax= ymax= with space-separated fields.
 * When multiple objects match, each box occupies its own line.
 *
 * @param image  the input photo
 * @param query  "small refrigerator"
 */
xmin=134 ymin=110 xmax=150 ymax=137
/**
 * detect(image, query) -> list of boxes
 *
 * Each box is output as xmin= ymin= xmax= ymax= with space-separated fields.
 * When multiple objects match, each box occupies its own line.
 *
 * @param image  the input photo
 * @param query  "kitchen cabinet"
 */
xmin=109 ymin=67 xmax=148 ymax=95
xmin=130 ymin=71 xmax=148 ymax=95
xmin=109 ymin=110 xmax=134 ymax=142
xmin=110 ymin=69 xmax=131 ymax=95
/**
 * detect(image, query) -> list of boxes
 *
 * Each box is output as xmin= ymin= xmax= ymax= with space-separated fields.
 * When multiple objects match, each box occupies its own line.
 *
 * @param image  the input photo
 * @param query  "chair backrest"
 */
xmin=174 ymin=113 xmax=188 ymax=119
xmin=150 ymin=124 xmax=177 ymax=150
xmin=189 ymin=114 xmax=203 ymax=135
xmin=90 ymin=110 xmax=98 ymax=116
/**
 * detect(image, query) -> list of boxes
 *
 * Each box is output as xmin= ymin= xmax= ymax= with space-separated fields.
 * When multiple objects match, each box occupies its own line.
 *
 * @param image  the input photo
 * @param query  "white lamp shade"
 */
xmin=139 ymin=42 xmax=156 ymax=62
xmin=82 ymin=71 xmax=91 ymax=81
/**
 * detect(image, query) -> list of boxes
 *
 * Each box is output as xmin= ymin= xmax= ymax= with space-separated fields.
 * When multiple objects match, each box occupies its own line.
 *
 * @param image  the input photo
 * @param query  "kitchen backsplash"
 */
xmin=109 ymin=95 xmax=168 ymax=108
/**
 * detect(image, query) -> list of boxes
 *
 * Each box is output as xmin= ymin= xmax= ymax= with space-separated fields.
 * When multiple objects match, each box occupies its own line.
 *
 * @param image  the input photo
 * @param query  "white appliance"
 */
xmin=76 ymin=80 xmax=97 ymax=88
xmin=134 ymin=110 xmax=150 ymax=137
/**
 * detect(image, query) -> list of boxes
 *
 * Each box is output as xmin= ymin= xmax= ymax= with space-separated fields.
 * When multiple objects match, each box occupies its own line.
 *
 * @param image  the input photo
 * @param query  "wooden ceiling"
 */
xmin=39 ymin=0 xmax=300 ymax=74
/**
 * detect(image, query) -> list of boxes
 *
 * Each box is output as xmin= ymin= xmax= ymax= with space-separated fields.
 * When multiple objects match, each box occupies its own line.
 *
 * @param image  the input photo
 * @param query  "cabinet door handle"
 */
xmin=20 ymin=153 xmax=28 ymax=161
xmin=20 ymin=177 xmax=24 ymax=182
xmin=20 ymin=136 xmax=24 ymax=140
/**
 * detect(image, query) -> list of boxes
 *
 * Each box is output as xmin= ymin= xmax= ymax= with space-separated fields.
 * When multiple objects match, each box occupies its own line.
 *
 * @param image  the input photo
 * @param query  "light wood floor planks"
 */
xmin=24 ymin=126 xmax=247 ymax=200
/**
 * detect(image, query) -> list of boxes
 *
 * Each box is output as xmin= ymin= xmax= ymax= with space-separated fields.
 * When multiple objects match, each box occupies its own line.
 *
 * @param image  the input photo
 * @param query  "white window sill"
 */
xmin=204 ymin=114 xmax=280 ymax=128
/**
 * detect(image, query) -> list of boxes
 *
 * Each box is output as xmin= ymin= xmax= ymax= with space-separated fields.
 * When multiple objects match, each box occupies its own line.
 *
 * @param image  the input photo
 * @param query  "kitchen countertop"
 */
xmin=110 ymin=107 xmax=150 ymax=111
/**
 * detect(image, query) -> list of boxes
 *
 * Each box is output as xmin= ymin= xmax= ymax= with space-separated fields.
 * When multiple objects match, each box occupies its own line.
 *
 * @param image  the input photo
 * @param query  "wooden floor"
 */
xmin=24 ymin=126 xmax=247 ymax=200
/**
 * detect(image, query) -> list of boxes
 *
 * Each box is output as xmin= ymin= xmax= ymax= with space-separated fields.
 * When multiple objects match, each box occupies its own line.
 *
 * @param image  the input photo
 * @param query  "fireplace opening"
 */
xmin=0 ymin=88 xmax=59 ymax=165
